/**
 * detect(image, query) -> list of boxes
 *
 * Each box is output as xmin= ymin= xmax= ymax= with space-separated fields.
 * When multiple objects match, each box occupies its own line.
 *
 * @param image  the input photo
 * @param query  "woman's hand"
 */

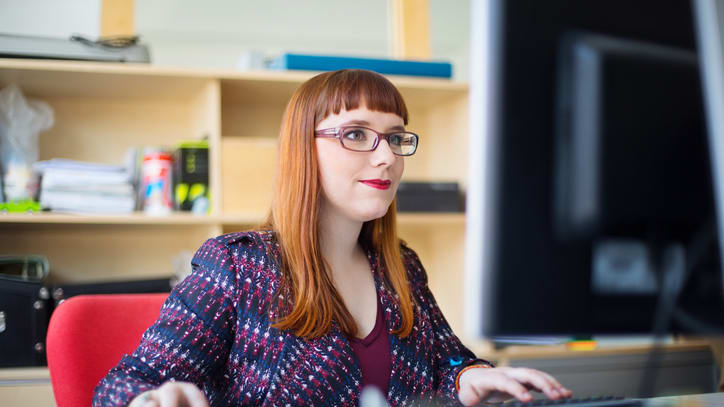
xmin=128 ymin=381 xmax=210 ymax=407
xmin=457 ymin=366 xmax=573 ymax=406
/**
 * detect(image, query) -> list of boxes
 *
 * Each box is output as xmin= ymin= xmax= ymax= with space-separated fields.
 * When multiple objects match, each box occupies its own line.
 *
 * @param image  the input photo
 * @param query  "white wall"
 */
xmin=135 ymin=0 xmax=471 ymax=80
xmin=0 ymin=0 xmax=101 ymax=38
xmin=135 ymin=0 xmax=388 ymax=66
xmin=0 ymin=0 xmax=471 ymax=81
xmin=430 ymin=0 xmax=470 ymax=81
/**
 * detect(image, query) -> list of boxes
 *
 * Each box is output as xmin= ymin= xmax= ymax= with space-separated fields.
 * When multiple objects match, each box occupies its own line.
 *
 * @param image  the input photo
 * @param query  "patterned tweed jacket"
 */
xmin=93 ymin=230 xmax=489 ymax=406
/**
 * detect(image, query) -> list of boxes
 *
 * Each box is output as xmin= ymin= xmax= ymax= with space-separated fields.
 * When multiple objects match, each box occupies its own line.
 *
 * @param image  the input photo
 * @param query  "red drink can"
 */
xmin=141 ymin=149 xmax=174 ymax=214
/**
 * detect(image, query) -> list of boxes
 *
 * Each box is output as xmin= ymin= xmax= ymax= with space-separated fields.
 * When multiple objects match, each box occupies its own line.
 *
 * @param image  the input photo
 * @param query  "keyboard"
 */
xmin=483 ymin=396 xmax=642 ymax=407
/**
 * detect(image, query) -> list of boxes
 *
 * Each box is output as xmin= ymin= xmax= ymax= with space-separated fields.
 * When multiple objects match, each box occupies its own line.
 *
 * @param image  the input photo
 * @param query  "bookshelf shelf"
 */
xmin=0 ymin=211 xmax=466 ymax=227
xmin=0 ymin=212 xmax=223 ymax=225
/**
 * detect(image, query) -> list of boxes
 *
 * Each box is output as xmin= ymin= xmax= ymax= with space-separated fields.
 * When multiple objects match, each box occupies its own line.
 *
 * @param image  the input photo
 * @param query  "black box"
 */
xmin=396 ymin=182 xmax=463 ymax=212
xmin=0 ymin=256 xmax=51 ymax=367
xmin=0 ymin=279 xmax=51 ymax=367
xmin=0 ymin=256 xmax=172 ymax=367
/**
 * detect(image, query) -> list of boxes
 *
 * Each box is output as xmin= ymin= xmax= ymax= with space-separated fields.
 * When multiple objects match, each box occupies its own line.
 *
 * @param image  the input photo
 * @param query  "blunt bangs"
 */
xmin=314 ymin=69 xmax=409 ymax=126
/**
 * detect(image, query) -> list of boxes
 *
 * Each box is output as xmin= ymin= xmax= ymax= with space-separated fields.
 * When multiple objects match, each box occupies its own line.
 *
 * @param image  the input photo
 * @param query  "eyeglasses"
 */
xmin=314 ymin=126 xmax=419 ymax=156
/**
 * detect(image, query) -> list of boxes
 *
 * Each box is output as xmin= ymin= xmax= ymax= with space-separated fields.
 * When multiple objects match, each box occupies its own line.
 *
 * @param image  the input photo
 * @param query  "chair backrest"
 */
xmin=46 ymin=293 xmax=168 ymax=407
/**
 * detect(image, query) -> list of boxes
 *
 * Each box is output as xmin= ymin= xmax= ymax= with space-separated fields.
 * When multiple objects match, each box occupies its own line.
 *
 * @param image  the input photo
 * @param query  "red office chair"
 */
xmin=46 ymin=293 xmax=168 ymax=407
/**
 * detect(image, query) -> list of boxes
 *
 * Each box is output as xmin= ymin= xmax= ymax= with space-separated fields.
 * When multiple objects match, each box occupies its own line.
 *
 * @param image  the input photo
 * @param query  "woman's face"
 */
xmin=315 ymin=105 xmax=405 ymax=223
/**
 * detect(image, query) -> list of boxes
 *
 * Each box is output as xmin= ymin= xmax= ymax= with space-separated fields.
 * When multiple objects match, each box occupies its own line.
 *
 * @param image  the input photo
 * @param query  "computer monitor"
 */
xmin=465 ymin=0 xmax=724 ymax=339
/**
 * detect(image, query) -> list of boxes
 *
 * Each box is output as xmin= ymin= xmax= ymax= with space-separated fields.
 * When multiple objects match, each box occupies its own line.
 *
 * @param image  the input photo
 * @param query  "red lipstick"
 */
xmin=360 ymin=179 xmax=391 ymax=190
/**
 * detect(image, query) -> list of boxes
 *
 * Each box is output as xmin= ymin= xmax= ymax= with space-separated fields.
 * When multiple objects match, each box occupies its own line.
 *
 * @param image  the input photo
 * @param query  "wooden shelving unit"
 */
xmin=0 ymin=57 xmax=470 ymax=326
xmin=0 ymin=59 xmax=470 ymax=405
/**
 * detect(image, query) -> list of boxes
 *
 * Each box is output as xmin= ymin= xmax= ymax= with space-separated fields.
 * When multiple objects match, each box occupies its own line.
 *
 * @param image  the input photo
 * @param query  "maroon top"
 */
xmin=347 ymin=295 xmax=391 ymax=396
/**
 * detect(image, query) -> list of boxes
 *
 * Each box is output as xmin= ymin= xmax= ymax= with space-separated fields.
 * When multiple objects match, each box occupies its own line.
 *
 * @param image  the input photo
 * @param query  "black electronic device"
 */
xmin=396 ymin=182 xmax=462 ymax=212
xmin=0 ymin=33 xmax=151 ymax=63
xmin=0 ymin=256 xmax=51 ymax=367
xmin=465 ymin=0 xmax=724 ymax=340
xmin=174 ymin=141 xmax=210 ymax=213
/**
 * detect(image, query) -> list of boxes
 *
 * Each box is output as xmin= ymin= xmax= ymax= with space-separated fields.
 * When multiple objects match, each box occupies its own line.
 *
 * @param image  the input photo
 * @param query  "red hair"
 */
xmin=261 ymin=69 xmax=414 ymax=339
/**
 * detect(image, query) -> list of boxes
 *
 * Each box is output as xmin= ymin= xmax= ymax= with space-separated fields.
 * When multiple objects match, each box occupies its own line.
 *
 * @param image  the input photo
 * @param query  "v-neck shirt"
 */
xmin=346 ymin=293 xmax=391 ymax=396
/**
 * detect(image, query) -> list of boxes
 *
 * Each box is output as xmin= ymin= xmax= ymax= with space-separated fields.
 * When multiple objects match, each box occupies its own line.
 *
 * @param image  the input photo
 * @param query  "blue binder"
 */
xmin=269 ymin=53 xmax=452 ymax=78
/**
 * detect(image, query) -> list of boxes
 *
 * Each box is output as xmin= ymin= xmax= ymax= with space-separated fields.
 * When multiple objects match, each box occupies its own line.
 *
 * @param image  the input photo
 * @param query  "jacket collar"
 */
xmin=365 ymin=245 xmax=404 ymax=333
xmin=258 ymin=230 xmax=415 ymax=405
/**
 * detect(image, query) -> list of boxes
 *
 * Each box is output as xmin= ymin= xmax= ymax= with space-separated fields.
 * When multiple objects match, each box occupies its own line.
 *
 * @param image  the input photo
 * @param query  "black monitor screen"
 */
xmin=466 ymin=0 xmax=724 ymax=338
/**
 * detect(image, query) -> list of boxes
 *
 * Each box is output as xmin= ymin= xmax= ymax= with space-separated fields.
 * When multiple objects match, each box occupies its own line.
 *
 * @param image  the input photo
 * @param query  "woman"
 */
xmin=94 ymin=69 xmax=572 ymax=407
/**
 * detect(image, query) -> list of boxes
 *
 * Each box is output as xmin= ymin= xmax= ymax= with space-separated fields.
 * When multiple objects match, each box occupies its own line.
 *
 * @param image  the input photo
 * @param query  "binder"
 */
xmin=269 ymin=53 xmax=453 ymax=78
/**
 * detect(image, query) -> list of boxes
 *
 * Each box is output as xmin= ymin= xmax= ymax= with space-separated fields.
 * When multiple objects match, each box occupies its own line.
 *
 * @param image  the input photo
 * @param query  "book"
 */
xmin=39 ymin=191 xmax=135 ymax=214
xmin=34 ymin=159 xmax=135 ymax=214
xmin=268 ymin=53 xmax=453 ymax=78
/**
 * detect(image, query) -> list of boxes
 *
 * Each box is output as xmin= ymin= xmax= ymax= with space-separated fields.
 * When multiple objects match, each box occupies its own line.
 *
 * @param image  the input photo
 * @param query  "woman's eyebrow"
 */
xmin=339 ymin=119 xmax=370 ymax=127
xmin=339 ymin=120 xmax=406 ymax=132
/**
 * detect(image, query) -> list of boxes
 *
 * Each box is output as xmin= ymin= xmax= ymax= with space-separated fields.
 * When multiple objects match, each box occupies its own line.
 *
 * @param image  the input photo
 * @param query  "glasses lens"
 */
xmin=340 ymin=127 xmax=376 ymax=151
xmin=389 ymin=133 xmax=418 ymax=156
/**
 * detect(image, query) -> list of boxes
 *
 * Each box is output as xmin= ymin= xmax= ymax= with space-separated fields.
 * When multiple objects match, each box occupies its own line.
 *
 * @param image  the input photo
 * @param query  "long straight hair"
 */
xmin=262 ymin=69 xmax=414 ymax=339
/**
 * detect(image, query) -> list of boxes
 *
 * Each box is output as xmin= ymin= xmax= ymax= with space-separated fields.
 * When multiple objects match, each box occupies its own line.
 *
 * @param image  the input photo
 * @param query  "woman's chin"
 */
xmin=361 ymin=207 xmax=392 ymax=222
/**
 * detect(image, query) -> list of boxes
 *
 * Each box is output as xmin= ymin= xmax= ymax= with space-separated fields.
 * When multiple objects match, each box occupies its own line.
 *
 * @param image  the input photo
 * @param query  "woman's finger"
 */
xmin=538 ymin=370 xmax=573 ymax=396
xmin=506 ymin=368 xmax=563 ymax=399
xmin=458 ymin=373 xmax=492 ymax=406
xmin=490 ymin=373 xmax=533 ymax=402
xmin=129 ymin=390 xmax=155 ymax=407
xmin=178 ymin=382 xmax=211 ymax=407
xmin=522 ymin=368 xmax=573 ymax=397
xmin=156 ymin=384 xmax=181 ymax=407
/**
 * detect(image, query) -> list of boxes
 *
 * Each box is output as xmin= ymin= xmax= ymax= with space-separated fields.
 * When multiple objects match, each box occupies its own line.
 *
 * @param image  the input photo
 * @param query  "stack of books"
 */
xmin=34 ymin=159 xmax=135 ymax=214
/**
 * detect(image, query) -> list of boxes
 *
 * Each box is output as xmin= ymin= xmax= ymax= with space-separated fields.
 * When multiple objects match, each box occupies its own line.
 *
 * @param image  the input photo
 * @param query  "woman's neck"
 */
xmin=318 ymin=204 xmax=366 ymax=276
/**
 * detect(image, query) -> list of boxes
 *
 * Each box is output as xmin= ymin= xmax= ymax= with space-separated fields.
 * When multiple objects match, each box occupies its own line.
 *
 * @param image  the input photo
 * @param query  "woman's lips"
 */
xmin=359 ymin=180 xmax=392 ymax=190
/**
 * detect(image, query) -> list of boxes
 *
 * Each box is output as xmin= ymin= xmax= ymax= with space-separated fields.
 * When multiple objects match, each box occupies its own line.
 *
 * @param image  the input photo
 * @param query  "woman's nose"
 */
xmin=370 ymin=139 xmax=396 ymax=167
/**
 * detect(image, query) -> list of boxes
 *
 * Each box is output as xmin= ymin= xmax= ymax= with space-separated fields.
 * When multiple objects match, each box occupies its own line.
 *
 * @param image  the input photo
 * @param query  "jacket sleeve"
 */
xmin=401 ymin=243 xmax=494 ymax=406
xmin=92 ymin=237 xmax=241 ymax=407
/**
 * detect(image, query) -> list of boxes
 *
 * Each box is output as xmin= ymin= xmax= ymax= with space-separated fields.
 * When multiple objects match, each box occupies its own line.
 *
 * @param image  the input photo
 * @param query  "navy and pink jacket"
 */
xmin=93 ymin=230 xmax=489 ymax=406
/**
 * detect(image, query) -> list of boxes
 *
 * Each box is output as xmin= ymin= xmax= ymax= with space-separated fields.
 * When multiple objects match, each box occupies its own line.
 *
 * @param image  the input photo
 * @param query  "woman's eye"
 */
xmin=389 ymin=134 xmax=403 ymax=145
xmin=343 ymin=130 xmax=367 ymax=142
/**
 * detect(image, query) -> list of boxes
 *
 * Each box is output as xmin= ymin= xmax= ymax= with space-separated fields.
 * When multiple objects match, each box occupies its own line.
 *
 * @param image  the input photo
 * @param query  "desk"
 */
xmin=644 ymin=392 xmax=723 ymax=406
xmin=0 ymin=342 xmax=717 ymax=407
xmin=0 ymin=366 xmax=719 ymax=407
xmin=467 ymin=341 xmax=718 ymax=398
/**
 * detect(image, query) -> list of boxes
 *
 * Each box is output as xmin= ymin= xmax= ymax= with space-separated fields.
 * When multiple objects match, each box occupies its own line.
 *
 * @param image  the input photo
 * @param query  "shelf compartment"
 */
xmin=400 ymin=93 xmax=469 ymax=187
xmin=0 ymin=59 xmax=215 ymax=101
xmin=397 ymin=221 xmax=466 ymax=335
xmin=218 ymin=70 xmax=468 ymax=110
xmin=221 ymin=137 xmax=277 ymax=215
xmin=0 ymin=223 xmax=217 ymax=283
